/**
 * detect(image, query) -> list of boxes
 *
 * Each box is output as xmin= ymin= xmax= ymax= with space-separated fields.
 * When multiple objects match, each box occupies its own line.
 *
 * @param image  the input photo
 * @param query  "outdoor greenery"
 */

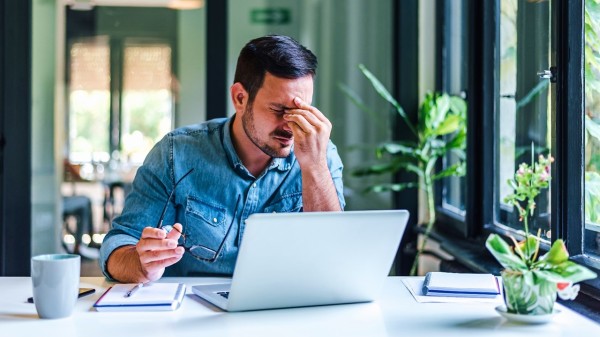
xmin=585 ymin=0 xmax=600 ymax=224
xmin=342 ymin=64 xmax=467 ymax=276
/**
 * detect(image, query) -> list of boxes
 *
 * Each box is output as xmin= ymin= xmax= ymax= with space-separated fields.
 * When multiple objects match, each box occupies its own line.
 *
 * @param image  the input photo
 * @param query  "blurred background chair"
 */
xmin=62 ymin=159 xmax=96 ymax=257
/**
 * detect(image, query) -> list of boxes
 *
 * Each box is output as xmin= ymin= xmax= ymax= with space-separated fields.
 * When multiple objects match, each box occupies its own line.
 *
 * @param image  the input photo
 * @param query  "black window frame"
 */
xmin=432 ymin=0 xmax=600 ymax=303
xmin=434 ymin=0 xmax=471 ymax=239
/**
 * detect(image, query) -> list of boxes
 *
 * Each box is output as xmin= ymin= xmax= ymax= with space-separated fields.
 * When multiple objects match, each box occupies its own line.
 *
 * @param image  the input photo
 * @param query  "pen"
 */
xmin=124 ymin=283 xmax=144 ymax=298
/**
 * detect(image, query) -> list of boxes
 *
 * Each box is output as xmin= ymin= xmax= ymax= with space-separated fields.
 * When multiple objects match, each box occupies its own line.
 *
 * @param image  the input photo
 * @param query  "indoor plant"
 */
xmin=486 ymin=152 xmax=597 ymax=315
xmin=342 ymin=64 xmax=467 ymax=276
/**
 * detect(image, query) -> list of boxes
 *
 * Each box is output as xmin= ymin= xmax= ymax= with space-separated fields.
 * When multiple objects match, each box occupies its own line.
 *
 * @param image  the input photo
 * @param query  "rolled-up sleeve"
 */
xmin=327 ymin=141 xmax=345 ymax=210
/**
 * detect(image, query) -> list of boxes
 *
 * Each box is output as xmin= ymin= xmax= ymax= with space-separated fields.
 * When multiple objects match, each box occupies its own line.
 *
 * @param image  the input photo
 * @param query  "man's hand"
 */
xmin=136 ymin=223 xmax=185 ymax=281
xmin=284 ymin=97 xmax=332 ymax=171
xmin=107 ymin=224 xmax=185 ymax=283
xmin=284 ymin=97 xmax=341 ymax=212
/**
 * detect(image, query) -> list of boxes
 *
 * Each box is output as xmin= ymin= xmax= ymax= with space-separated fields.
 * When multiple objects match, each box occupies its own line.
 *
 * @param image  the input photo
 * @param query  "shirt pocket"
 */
xmin=184 ymin=197 xmax=228 ymax=251
xmin=263 ymin=192 xmax=303 ymax=213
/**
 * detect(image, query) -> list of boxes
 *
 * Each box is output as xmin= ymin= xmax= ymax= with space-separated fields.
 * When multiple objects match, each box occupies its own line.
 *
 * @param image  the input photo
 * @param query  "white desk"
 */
xmin=1 ymin=276 xmax=598 ymax=336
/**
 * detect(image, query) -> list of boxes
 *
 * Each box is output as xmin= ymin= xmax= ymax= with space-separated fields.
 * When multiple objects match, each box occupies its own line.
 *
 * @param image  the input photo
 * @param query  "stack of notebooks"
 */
xmin=94 ymin=282 xmax=186 ymax=311
xmin=421 ymin=272 xmax=500 ymax=298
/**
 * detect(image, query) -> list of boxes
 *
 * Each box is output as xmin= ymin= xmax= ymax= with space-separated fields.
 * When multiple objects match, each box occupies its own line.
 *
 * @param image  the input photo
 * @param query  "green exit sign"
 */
xmin=250 ymin=8 xmax=291 ymax=25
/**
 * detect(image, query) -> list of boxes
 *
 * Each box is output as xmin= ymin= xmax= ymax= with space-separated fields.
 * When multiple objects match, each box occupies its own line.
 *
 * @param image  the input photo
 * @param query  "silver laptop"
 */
xmin=191 ymin=210 xmax=409 ymax=312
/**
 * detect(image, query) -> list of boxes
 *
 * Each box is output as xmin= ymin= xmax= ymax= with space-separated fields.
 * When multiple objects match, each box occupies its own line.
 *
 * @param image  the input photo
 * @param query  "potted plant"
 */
xmin=486 ymin=151 xmax=597 ymax=315
xmin=342 ymin=64 xmax=467 ymax=275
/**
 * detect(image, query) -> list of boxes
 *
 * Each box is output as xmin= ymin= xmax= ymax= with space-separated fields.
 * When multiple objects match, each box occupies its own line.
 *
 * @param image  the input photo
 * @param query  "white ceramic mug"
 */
xmin=31 ymin=254 xmax=80 ymax=319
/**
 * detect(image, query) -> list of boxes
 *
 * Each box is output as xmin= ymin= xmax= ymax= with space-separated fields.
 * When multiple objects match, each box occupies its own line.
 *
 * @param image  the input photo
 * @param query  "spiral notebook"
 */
xmin=93 ymin=282 xmax=186 ymax=311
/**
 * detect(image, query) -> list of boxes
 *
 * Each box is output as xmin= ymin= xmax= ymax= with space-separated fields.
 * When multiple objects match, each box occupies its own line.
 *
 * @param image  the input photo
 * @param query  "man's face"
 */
xmin=241 ymin=72 xmax=313 ymax=158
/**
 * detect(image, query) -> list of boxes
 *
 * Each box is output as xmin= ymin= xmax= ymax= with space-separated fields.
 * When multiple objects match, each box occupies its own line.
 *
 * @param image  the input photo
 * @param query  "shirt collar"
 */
xmin=222 ymin=116 xmax=244 ymax=170
xmin=222 ymin=115 xmax=294 ymax=173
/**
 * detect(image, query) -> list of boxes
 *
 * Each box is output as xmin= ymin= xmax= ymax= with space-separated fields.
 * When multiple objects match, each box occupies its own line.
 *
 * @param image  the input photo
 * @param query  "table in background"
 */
xmin=1 ymin=277 xmax=599 ymax=337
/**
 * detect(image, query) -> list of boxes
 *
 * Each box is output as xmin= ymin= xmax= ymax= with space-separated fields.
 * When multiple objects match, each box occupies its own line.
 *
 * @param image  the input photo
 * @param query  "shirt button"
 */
xmin=213 ymin=218 xmax=218 ymax=223
xmin=252 ymin=183 xmax=257 ymax=188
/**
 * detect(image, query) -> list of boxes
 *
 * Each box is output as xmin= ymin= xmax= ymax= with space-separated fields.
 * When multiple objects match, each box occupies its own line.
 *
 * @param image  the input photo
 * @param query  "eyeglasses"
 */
xmin=156 ymin=169 xmax=240 ymax=263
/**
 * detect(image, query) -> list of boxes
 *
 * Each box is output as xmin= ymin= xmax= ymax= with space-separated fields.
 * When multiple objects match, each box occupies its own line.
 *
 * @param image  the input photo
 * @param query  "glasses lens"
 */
xmin=188 ymin=245 xmax=218 ymax=261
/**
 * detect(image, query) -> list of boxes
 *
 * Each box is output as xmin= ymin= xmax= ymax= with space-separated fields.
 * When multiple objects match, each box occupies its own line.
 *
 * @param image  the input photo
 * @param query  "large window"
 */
xmin=121 ymin=42 xmax=174 ymax=166
xmin=496 ymin=0 xmax=552 ymax=240
xmin=432 ymin=0 xmax=600 ymax=288
xmin=65 ymin=7 xmax=177 ymax=178
xmin=68 ymin=38 xmax=111 ymax=165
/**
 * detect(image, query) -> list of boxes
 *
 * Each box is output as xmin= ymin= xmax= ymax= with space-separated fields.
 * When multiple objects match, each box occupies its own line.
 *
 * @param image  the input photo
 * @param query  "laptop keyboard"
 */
xmin=217 ymin=291 xmax=230 ymax=299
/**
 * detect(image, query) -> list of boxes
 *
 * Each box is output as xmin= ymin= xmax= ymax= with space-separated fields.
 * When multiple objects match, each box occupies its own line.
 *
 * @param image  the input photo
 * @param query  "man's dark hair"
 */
xmin=234 ymin=35 xmax=317 ymax=105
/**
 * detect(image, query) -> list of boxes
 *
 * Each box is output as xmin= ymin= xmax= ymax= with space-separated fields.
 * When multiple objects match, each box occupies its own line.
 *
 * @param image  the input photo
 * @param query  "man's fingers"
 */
xmin=140 ymin=254 xmax=184 ymax=273
xmin=141 ymin=226 xmax=167 ymax=239
xmin=138 ymin=237 xmax=180 ymax=250
xmin=135 ymin=223 xmax=184 ymax=279
xmin=293 ymin=97 xmax=330 ymax=124
xmin=139 ymin=246 xmax=184 ymax=265
xmin=166 ymin=223 xmax=183 ymax=240
xmin=287 ymin=121 xmax=307 ymax=139
xmin=285 ymin=114 xmax=316 ymax=134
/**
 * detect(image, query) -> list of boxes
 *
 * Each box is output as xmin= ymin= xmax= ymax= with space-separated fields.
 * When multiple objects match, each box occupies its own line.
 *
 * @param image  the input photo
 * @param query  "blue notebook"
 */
xmin=422 ymin=272 xmax=500 ymax=298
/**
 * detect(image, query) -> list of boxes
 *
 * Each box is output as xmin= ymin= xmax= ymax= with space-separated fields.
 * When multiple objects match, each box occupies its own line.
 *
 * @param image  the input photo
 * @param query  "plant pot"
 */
xmin=501 ymin=269 xmax=557 ymax=315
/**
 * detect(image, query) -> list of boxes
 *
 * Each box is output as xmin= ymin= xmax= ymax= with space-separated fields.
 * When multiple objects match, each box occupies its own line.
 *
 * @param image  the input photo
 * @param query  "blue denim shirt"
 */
xmin=99 ymin=116 xmax=345 ymax=279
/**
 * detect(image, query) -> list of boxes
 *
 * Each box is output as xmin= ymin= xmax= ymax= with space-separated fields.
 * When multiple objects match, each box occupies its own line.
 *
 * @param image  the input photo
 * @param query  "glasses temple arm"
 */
xmin=155 ymin=168 xmax=195 ymax=229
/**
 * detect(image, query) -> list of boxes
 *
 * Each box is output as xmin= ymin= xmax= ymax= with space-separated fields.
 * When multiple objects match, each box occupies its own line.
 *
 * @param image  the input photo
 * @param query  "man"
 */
xmin=99 ymin=35 xmax=345 ymax=283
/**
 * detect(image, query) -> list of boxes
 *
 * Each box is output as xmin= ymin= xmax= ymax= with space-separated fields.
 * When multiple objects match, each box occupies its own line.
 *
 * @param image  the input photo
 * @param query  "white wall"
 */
xmin=227 ymin=0 xmax=394 ymax=210
xmin=312 ymin=0 xmax=393 ymax=211
xmin=32 ymin=0 xmax=61 ymax=255
xmin=177 ymin=8 xmax=206 ymax=127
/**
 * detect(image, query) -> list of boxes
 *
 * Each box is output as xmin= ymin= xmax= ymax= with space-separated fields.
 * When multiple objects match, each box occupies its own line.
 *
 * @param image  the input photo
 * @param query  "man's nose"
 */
xmin=282 ymin=121 xmax=292 ymax=133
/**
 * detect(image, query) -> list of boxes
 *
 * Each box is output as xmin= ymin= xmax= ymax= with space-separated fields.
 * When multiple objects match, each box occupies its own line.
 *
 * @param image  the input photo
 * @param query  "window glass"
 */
xmin=497 ymin=0 xmax=552 ymax=240
xmin=441 ymin=0 xmax=469 ymax=214
xmin=68 ymin=38 xmax=111 ymax=169
xmin=584 ymin=0 xmax=600 ymax=259
xmin=65 ymin=7 xmax=181 ymax=177
xmin=121 ymin=42 xmax=174 ymax=165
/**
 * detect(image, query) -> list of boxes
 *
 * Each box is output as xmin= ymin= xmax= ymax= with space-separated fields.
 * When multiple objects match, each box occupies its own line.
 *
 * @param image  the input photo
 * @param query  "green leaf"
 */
xmin=445 ymin=129 xmax=467 ymax=150
xmin=432 ymin=162 xmax=466 ymax=180
xmin=433 ymin=114 xmax=462 ymax=136
xmin=538 ymin=261 xmax=598 ymax=284
xmin=352 ymin=159 xmax=423 ymax=178
xmin=485 ymin=234 xmax=528 ymax=270
xmin=449 ymin=96 xmax=467 ymax=118
xmin=337 ymin=82 xmax=388 ymax=135
xmin=517 ymin=235 xmax=539 ymax=261
xmin=367 ymin=182 xmax=419 ymax=193
xmin=377 ymin=142 xmax=420 ymax=157
xmin=433 ymin=93 xmax=450 ymax=128
xmin=352 ymin=163 xmax=402 ymax=176
xmin=538 ymin=239 xmax=569 ymax=264
xmin=515 ymin=80 xmax=549 ymax=111
xmin=358 ymin=64 xmax=418 ymax=137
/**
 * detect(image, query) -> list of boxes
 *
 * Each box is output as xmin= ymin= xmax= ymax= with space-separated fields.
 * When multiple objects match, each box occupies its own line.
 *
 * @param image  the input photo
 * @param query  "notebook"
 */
xmin=422 ymin=272 xmax=500 ymax=298
xmin=191 ymin=210 xmax=409 ymax=312
xmin=93 ymin=283 xmax=186 ymax=311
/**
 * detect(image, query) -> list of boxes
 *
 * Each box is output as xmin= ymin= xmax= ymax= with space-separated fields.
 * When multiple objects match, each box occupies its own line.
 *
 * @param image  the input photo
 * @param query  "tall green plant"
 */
xmin=342 ymin=64 xmax=467 ymax=275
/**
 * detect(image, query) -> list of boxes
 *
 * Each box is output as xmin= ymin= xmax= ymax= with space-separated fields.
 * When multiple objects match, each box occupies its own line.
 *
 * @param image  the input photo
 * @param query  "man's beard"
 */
xmin=242 ymin=105 xmax=293 ymax=158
